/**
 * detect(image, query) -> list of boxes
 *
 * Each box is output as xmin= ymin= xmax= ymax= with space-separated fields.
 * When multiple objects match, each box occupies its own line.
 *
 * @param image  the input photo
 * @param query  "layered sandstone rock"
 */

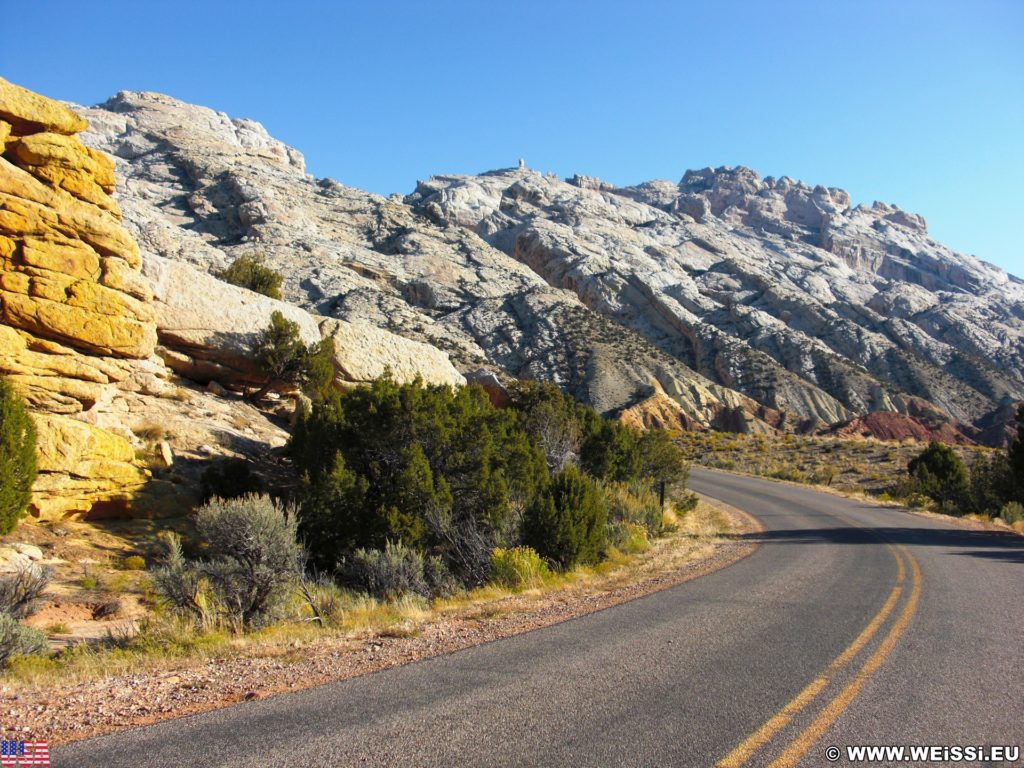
xmin=0 ymin=77 xmax=161 ymax=519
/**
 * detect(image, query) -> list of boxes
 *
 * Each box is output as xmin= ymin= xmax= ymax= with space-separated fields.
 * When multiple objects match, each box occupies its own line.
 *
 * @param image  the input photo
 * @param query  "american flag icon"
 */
xmin=0 ymin=740 xmax=49 ymax=767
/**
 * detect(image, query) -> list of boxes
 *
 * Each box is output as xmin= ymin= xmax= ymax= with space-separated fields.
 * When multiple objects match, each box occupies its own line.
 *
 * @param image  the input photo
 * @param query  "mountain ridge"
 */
xmin=72 ymin=89 xmax=1024 ymax=444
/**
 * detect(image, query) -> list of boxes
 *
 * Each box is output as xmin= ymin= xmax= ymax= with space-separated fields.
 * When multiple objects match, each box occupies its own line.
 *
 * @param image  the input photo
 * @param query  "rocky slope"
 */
xmin=69 ymin=89 xmax=1023 ymax=443
xmin=0 ymin=78 xmax=464 ymax=521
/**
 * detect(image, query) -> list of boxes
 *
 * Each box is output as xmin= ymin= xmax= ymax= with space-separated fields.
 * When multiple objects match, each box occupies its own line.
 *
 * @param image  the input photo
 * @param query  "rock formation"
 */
xmin=0 ymin=77 xmax=159 ymax=518
xmin=0 ymin=79 xmax=465 ymax=521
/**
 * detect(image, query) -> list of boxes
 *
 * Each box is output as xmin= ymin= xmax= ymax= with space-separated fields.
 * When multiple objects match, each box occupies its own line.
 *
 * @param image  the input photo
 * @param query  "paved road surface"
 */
xmin=54 ymin=469 xmax=1023 ymax=766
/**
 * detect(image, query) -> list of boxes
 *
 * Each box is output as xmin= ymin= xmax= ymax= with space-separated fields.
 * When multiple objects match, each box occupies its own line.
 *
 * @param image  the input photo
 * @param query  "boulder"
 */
xmin=319 ymin=317 xmax=464 ymax=387
xmin=0 ymin=76 xmax=88 ymax=136
xmin=29 ymin=412 xmax=149 ymax=520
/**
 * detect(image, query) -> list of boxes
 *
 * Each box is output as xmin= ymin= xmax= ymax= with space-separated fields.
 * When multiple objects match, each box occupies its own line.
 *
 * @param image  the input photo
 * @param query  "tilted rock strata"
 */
xmin=72 ymin=90 xmax=1024 ymax=442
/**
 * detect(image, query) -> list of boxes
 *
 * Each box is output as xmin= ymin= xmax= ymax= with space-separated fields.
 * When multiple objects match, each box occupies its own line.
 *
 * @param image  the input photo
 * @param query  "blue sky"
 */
xmin=4 ymin=0 xmax=1022 ymax=277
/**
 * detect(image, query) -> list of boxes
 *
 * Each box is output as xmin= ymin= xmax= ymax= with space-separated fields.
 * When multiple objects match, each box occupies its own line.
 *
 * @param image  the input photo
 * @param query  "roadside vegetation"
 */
xmin=1 ymin=375 xmax=720 ymax=681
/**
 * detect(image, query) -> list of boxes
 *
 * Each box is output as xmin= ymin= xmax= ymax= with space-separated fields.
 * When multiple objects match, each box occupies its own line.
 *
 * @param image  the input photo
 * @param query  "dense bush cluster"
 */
xmin=148 ymin=377 xmax=690 ymax=633
xmin=0 ymin=377 xmax=37 ymax=535
xmin=291 ymin=377 xmax=689 ymax=596
xmin=904 ymin=405 xmax=1024 ymax=522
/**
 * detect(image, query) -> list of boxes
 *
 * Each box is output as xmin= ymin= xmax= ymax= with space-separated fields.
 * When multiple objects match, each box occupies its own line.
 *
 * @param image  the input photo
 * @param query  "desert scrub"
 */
xmin=121 ymin=555 xmax=146 ymax=571
xmin=0 ymin=613 xmax=48 ymax=667
xmin=0 ymin=566 xmax=51 ymax=618
xmin=151 ymin=496 xmax=301 ymax=630
xmin=490 ymin=547 xmax=551 ymax=590
xmin=603 ymin=481 xmax=663 ymax=536
xmin=343 ymin=541 xmax=429 ymax=600
xmin=1000 ymin=501 xmax=1024 ymax=525
xmin=606 ymin=521 xmax=650 ymax=555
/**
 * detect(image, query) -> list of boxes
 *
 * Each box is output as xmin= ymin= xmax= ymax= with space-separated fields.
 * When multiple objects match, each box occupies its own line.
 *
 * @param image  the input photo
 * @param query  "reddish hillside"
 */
xmin=826 ymin=411 xmax=975 ymax=445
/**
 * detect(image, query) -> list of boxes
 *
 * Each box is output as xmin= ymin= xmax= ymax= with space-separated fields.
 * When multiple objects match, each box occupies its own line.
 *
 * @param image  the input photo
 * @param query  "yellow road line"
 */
xmin=715 ymin=545 xmax=906 ymax=768
xmin=767 ymin=545 xmax=923 ymax=768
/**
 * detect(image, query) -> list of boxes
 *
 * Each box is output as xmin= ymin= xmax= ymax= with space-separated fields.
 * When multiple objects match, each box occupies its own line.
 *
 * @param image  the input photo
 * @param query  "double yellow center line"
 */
xmin=716 ymin=533 xmax=923 ymax=768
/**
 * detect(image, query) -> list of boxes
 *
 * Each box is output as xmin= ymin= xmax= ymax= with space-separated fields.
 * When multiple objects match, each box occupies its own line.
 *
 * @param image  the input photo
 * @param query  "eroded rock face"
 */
xmin=71 ymin=91 xmax=1024 ymax=442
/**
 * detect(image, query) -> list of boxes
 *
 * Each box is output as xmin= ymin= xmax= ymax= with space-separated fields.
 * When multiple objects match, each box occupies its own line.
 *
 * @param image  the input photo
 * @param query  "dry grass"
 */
xmin=677 ymin=430 xmax=995 ymax=497
xmin=4 ymin=500 xmax=733 ymax=691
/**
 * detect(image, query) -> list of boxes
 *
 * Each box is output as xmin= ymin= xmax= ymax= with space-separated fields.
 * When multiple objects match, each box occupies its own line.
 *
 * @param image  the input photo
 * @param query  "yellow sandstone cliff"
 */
xmin=0 ymin=77 xmax=157 ymax=519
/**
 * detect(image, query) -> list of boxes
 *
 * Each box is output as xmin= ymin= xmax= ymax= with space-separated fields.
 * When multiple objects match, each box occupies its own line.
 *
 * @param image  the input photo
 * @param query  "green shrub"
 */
xmin=343 ymin=541 xmax=428 ymax=600
xmin=637 ymin=429 xmax=687 ymax=487
xmin=907 ymin=442 xmax=969 ymax=510
xmin=525 ymin=466 xmax=606 ymax=569
xmin=249 ymin=311 xmax=335 ymax=402
xmin=200 ymin=458 xmax=264 ymax=502
xmin=197 ymin=494 xmax=301 ymax=627
xmin=508 ymin=381 xmax=587 ymax=472
xmin=490 ymin=546 xmax=550 ymax=590
xmin=215 ymin=252 xmax=283 ymax=299
xmin=581 ymin=420 xmax=642 ymax=483
xmin=0 ymin=378 xmax=38 ymax=535
xmin=121 ymin=555 xmax=146 ymax=571
xmin=0 ymin=613 xmax=48 ymax=667
xmin=1000 ymin=501 xmax=1024 ymax=525
xmin=967 ymin=452 xmax=1014 ymax=516
xmin=293 ymin=376 xmax=547 ymax=579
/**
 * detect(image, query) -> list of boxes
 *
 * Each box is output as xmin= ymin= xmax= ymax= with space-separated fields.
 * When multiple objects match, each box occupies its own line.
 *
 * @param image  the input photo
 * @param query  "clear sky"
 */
xmin=4 ymin=0 xmax=1022 ymax=277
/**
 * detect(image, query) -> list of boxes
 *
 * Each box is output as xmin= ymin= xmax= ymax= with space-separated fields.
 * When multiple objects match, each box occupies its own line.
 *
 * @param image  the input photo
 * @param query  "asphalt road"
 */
xmin=54 ymin=469 xmax=1024 ymax=767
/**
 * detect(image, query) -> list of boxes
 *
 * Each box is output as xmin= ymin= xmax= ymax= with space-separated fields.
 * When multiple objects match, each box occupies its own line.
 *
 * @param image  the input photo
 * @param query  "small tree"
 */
xmin=637 ymin=429 xmax=687 ymax=487
xmin=197 ymin=494 xmax=302 ymax=628
xmin=216 ymin=252 xmax=284 ymax=299
xmin=0 ymin=378 xmax=37 ymax=535
xmin=907 ymin=441 xmax=969 ymax=511
xmin=524 ymin=465 xmax=606 ymax=569
xmin=249 ymin=311 xmax=335 ymax=402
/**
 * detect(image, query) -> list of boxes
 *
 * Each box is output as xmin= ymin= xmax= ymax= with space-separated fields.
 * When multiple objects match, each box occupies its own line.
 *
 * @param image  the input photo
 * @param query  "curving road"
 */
xmin=54 ymin=469 xmax=1024 ymax=767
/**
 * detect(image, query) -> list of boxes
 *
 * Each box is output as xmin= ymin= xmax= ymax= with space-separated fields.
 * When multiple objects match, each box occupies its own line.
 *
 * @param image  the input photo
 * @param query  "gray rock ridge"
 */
xmin=73 ymin=91 xmax=1024 ymax=438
